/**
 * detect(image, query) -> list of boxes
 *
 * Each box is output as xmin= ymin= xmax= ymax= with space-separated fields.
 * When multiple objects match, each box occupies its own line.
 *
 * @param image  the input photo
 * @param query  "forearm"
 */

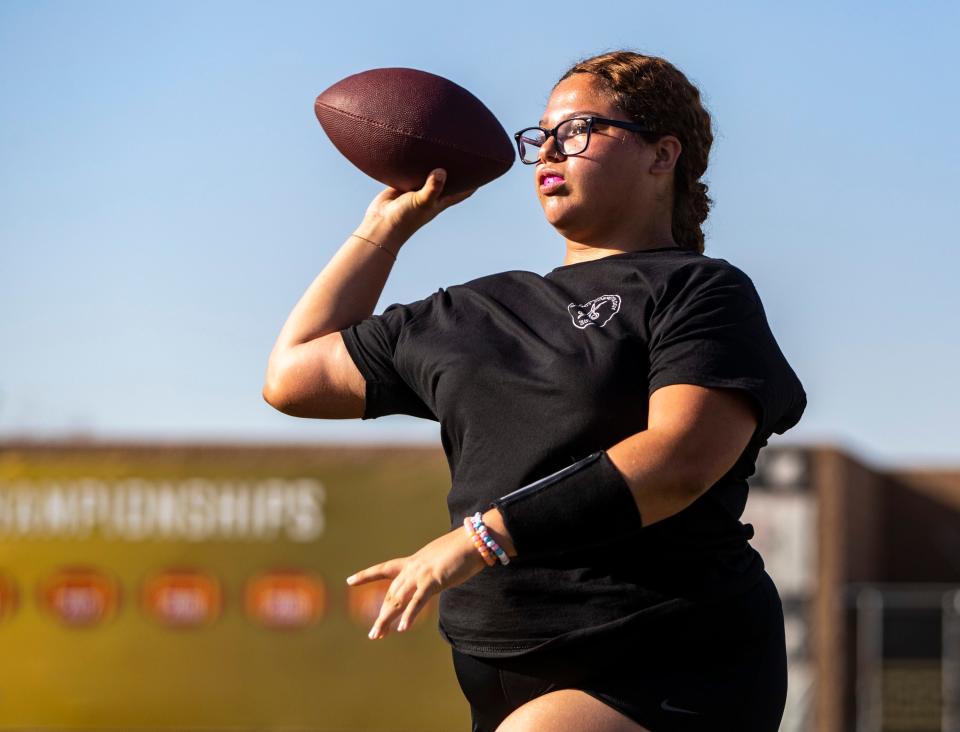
xmin=271 ymin=218 xmax=409 ymax=351
xmin=269 ymin=168 xmax=463 ymax=355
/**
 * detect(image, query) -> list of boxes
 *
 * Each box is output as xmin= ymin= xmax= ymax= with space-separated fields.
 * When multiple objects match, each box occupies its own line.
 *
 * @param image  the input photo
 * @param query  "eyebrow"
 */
xmin=538 ymin=110 xmax=607 ymax=126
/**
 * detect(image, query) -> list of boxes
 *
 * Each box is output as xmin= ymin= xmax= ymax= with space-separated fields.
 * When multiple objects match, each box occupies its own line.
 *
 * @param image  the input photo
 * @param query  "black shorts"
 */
xmin=451 ymin=571 xmax=787 ymax=732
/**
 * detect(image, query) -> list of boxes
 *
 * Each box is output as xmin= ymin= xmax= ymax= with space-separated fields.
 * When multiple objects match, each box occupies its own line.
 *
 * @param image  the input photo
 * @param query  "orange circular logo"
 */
xmin=38 ymin=568 xmax=120 ymax=627
xmin=245 ymin=570 xmax=326 ymax=629
xmin=141 ymin=569 xmax=221 ymax=628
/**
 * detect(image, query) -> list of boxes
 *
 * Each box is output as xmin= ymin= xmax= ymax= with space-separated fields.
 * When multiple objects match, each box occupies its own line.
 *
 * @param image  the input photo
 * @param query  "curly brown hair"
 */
xmin=558 ymin=51 xmax=714 ymax=254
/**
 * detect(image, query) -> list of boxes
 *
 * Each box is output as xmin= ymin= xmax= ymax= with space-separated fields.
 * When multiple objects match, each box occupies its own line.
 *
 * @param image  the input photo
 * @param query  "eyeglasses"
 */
xmin=514 ymin=116 xmax=652 ymax=165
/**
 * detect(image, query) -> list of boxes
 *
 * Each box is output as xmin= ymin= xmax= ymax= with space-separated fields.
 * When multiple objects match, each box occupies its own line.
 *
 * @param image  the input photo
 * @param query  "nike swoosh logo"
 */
xmin=660 ymin=699 xmax=700 ymax=715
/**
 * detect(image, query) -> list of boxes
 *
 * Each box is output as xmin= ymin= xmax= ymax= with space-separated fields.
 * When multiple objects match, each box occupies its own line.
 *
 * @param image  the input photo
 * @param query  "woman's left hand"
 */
xmin=346 ymin=524 xmax=489 ymax=639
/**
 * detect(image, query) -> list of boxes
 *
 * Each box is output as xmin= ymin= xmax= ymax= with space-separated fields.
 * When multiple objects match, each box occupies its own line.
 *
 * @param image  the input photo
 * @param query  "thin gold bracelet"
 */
xmin=351 ymin=233 xmax=397 ymax=261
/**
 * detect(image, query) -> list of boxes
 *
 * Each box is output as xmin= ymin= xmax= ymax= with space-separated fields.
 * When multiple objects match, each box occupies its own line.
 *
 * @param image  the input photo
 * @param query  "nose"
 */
xmin=537 ymin=133 xmax=566 ymax=164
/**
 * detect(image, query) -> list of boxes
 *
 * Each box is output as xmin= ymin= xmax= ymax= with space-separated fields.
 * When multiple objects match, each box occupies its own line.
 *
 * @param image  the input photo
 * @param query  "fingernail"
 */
xmin=368 ymin=628 xmax=377 ymax=639
xmin=346 ymin=575 xmax=356 ymax=584
xmin=397 ymin=620 xmax=407 ymax=632
xmin=434 ymin=169 xmax=446 ymax=182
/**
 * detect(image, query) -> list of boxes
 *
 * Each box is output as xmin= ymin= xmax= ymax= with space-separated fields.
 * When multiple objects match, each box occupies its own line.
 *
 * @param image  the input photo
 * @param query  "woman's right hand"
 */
xmin=359 ymin=169 xmax=477 ymax=245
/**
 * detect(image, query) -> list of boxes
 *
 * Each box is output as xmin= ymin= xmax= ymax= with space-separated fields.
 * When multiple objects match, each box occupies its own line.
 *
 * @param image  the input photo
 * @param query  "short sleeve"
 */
xmin=340 ymin=298 xmax=438 ymax=421
xmin=647 ymin=265 xmax=806 ymax=440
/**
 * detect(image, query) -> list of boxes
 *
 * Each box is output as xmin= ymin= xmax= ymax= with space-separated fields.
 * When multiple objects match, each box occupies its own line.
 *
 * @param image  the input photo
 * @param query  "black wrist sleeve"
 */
xmin=488 ymin=451 xmax=643 ymax=561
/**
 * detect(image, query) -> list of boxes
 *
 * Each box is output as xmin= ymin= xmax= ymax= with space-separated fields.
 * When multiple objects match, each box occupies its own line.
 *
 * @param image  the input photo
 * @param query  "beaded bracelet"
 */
xmin=471 ymin=512 xmax=510 ymax=566
xmin=463 ymin=517 xmax=496 ymax=567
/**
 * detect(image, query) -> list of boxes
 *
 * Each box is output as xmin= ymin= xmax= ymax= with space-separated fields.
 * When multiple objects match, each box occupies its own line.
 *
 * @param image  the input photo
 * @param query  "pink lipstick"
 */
xmin=539 ymin=174 xmax=565 ymax=193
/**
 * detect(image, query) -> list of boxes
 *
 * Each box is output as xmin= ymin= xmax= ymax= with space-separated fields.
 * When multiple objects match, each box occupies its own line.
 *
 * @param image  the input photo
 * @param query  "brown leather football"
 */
xmin=315 ymin=68 xmax=515 ymax=196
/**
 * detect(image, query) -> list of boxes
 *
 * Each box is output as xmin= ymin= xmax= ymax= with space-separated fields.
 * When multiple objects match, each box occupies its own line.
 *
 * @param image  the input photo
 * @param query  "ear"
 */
xmin=649 ymin=135 xmax=682 ymax=175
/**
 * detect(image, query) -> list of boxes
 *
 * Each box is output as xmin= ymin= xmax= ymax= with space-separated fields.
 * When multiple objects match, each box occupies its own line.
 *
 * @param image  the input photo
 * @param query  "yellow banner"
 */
xmin=0 ymin=445 xmax=467 ymax=731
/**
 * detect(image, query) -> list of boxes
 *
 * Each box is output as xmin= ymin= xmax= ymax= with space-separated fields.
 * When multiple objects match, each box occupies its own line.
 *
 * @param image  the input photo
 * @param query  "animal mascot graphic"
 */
xmin=567 ymin=294 xmax=622 ymax=329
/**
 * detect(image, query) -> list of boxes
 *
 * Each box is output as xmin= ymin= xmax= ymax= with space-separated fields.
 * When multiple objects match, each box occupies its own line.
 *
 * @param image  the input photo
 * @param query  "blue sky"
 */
xmin=1 ymin=1 xmax=957 ymax=468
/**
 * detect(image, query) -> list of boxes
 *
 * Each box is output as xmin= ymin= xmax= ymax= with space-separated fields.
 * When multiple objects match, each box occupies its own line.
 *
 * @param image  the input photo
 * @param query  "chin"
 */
xmin=542 ymin=206 xmax=589 ymax=241
xmin=541 ymin=197 xmax=580 ymax=232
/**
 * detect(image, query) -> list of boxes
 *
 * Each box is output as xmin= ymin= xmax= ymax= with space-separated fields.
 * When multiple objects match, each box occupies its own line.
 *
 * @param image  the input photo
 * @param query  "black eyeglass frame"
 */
xmin=513 ymin=116 xmax=653 ymax=165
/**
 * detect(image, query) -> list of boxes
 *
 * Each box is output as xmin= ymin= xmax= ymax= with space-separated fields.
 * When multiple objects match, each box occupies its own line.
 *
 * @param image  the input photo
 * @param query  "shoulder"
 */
xmin=383 ymin=272 xmax=542 ymax=324
xmin=457 ymin=269 xmax=543 ymax=290
xmin=443 ymin=270 xmax=547 ymax=304
xmin=657 ymin=252 xmax=762 ymax=305
xmin=669 ymin=251 xmax=756 ymax=286
xmin=648 ymin=254 xmax=769 ymax=337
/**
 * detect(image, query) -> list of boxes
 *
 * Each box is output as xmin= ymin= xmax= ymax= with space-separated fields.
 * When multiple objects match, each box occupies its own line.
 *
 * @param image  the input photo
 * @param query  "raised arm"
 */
xmin=262 ymin=169 xmax=474 ymax=418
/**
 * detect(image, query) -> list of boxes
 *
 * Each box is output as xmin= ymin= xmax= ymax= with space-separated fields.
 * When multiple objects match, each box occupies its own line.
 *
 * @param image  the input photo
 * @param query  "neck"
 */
xmin=562 ymin=228 xmax=678 ymax=267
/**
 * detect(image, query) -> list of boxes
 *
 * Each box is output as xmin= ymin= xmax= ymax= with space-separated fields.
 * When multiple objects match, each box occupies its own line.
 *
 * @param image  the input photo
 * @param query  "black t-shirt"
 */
xmin=341 ymin=247 xmax=807 ymax=658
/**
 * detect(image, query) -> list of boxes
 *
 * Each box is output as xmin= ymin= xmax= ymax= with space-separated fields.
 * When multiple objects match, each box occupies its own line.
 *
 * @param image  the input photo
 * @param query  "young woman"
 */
xmin=263 ymin=51 xmax=807 ymax=732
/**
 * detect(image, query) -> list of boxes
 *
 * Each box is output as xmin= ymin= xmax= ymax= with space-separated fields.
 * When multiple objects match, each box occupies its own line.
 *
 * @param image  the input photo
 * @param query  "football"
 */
xmin=314 ymin=68 xmax=515 ymax=196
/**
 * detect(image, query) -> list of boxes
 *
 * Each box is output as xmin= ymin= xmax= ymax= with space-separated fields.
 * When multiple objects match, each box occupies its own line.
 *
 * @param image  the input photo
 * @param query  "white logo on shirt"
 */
xmin=567 ymin=294 xmax=621 ymax=329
